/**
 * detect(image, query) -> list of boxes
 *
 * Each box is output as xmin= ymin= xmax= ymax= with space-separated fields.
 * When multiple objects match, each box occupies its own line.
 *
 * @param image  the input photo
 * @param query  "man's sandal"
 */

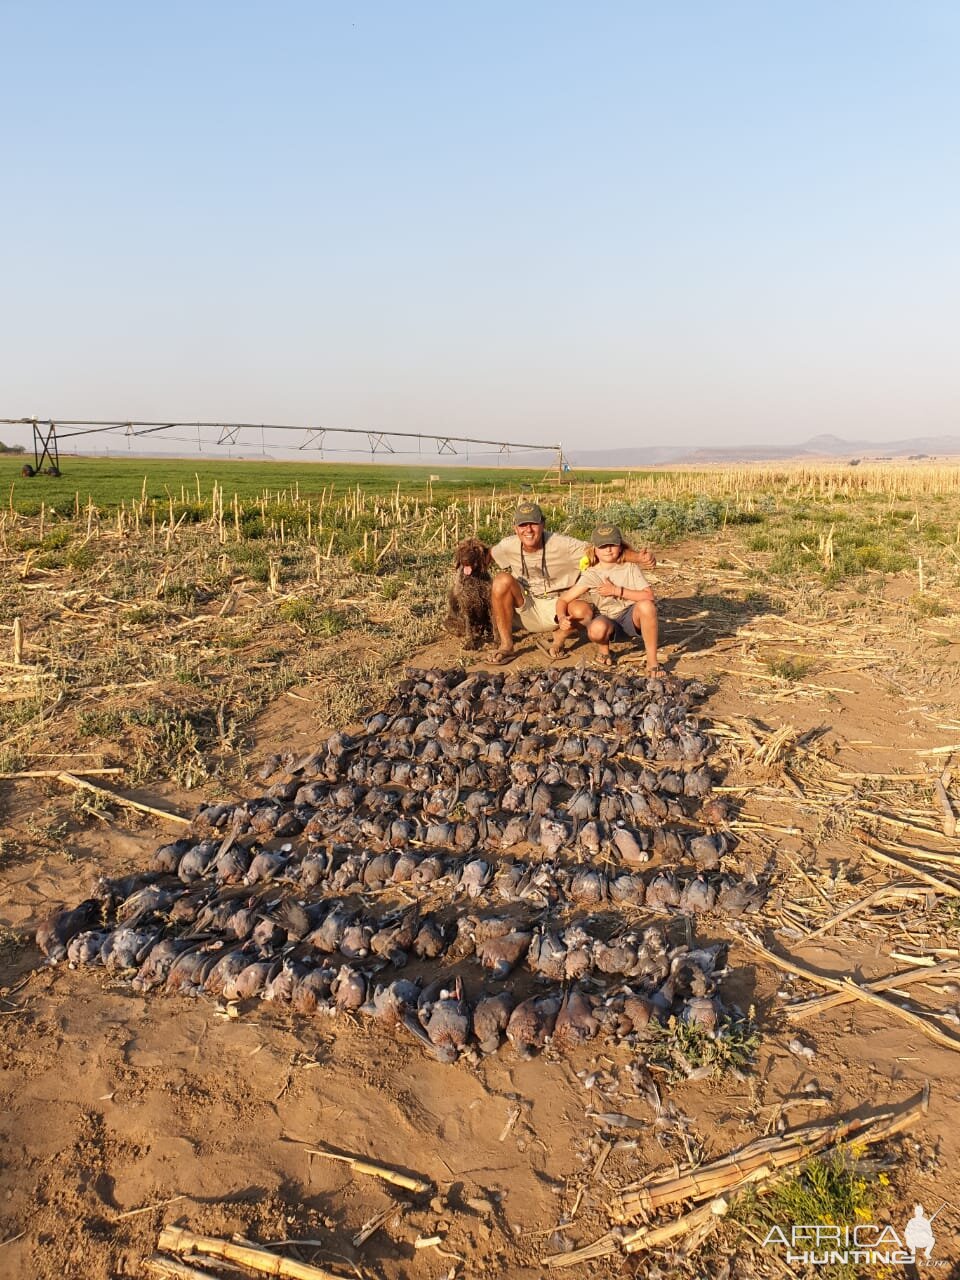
xmin=490 ymin=648 xmax=516 ymax=666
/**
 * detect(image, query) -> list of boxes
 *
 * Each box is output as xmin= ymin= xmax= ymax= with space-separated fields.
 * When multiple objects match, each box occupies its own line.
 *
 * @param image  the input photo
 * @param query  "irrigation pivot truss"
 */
xmin=1 ymin=418 xmax=569 ymax=477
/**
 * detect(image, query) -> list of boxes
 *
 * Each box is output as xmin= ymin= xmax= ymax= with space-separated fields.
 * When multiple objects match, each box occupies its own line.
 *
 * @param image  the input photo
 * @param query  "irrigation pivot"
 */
xmin=0 ymin=418 xmax=566 ymax=477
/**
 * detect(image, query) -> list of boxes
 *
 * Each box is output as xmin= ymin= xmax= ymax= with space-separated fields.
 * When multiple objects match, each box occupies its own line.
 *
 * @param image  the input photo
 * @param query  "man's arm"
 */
xmin=622 ymin=546 xmax=657 ymax=571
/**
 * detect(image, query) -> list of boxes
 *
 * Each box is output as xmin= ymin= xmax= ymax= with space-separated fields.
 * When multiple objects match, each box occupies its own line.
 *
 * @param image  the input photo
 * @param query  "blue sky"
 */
xmin=2 ymin=1 xmax=958 ymax=454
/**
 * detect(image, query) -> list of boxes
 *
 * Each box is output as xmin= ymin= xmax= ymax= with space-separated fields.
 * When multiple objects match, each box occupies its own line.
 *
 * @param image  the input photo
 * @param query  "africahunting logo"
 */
xmin=762 ymin=1202 xmax=947 ymax=1266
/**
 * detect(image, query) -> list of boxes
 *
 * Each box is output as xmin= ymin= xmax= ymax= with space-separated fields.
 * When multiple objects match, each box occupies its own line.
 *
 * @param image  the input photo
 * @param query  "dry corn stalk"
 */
xmin=934 ymin=777 xmax=957 ymax=839
xmin=157 ymin=1227 xmax=343 ymax=1280
xmin=786 ymin=958 xmax=960 ymax=1021
xmin=308 ymin=1145 xmax=431 ymax=1193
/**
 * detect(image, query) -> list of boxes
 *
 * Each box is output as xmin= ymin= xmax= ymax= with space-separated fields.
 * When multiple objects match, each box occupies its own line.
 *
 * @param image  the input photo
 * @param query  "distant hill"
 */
xmin=566 ymin=434 xmax=960 ymax=468
xmin=0 ymin=440 xmax=26 ymax=454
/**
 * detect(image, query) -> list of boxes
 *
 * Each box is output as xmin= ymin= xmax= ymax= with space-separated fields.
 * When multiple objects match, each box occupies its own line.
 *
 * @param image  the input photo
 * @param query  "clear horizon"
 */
xmin=2 ymin=2 xmax=958 ymax=450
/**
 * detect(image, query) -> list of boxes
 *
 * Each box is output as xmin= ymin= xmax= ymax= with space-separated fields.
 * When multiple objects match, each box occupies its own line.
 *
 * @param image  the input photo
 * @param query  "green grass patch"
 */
xmin=765 ymin=655 xmax=815 ymax=682
xmin=645 ymin=1009 xmax=759 ymax=1081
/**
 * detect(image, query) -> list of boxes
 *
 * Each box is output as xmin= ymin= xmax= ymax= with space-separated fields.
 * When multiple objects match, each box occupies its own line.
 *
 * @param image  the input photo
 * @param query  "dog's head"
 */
xmin=453 ymin=537 xmax=492 ymax=578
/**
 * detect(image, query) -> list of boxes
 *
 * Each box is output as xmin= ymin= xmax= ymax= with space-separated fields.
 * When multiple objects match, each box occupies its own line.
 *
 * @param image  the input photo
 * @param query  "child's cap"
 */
xmin=514 ymin=501 xmax=544 ymax=524
xmin=591 ymin=523 xmax=624 ymax=547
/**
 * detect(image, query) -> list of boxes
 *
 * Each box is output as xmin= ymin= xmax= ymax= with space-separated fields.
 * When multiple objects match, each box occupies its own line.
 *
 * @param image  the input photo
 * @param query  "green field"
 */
xmin=1 ymin=454 xmax=631 ymax=514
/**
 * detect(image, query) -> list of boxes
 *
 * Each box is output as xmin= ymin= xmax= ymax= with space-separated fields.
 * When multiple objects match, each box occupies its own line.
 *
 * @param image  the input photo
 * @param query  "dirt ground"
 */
xmin=2 ymin=539 xmax=960 ymax=1279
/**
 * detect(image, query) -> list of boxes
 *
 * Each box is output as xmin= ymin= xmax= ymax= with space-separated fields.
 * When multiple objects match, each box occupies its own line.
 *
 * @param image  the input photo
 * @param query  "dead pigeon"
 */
xmin=678 ymin=875 xmax=718 ymax=914
xmin=506 ymin=994 xmax=562 ymax=1059
xmin=412 ymin=919 xmax=446 ymax=959
xmin=66 ymin=929 xmax=110 ymax=967
xmin=610 ymin=825 xmax=649 ymax=868
xmin=476 ymin=930 xmax=532 ymax=980
xmin=417 ymin=982 xmax=472 ymax=1063
xmin=645 ymin=871 xmax=681 ymax=910
xmin=224 ymin=959 xmax=279 ymax=1003
xmin=688 ymin=834 xmax=725 ymax=872
xmin=682 ymin=996 xmax=719 ymax=1034
xmin=332 ymin=965 xmax=366 ymax=1011
xmin=473 ymin=992 xmax=514 ymax=1055
xmin=36 ymin=900 xmax=101 ymax=963
xmin=101 ymin=927 xmax=157 ymax=972
xmin=553 ymin=988 xmax=599 ymax=1050
xmin=527 ymin=929 xmax=567 ymax=981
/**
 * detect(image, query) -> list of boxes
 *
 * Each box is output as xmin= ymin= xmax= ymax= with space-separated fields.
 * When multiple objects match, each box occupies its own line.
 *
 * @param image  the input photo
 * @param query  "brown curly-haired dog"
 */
xmin=444 ymin=538 xmax=493 ymax=650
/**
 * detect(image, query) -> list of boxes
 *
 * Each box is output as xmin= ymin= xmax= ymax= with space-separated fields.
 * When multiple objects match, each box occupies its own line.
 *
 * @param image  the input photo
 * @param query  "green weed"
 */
xmin=765 ymin=655 xmax=814 ymax=682
xmin=645 ymin=1009 xmax=760 ymax=1082
xmin=277 ymin=597 xmax=314 ymax=625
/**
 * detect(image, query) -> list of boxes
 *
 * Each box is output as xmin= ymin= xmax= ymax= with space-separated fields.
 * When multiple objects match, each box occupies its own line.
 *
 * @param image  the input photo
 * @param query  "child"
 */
xmin=553 ymin=523 xmax=661 ymax=672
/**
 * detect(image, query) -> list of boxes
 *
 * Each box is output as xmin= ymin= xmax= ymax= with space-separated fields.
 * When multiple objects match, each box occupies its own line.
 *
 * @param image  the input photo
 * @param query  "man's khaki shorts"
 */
xmin=516 ymin=592 xmax=558 ymax=634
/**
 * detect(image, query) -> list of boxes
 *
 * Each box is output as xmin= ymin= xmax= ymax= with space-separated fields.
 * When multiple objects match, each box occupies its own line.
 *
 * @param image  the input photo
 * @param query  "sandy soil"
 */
xmin=2 ymin=541 xmax=960 ymax=1278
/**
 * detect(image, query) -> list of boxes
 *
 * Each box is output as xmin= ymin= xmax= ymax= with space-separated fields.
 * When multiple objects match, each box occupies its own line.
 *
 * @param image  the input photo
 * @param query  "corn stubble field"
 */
xmin=2 ymin=454 xmax=960 ymax=1278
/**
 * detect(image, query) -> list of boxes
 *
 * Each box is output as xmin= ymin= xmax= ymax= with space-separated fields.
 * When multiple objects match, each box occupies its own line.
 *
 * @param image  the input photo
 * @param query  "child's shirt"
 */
xmin=577 ymin=561 xmax=651 ymax=619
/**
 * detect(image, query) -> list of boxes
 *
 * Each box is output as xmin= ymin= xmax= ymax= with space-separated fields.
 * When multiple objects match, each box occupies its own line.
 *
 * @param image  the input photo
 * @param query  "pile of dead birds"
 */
xmin=38 ymin=666 xmax=765 ymax=1064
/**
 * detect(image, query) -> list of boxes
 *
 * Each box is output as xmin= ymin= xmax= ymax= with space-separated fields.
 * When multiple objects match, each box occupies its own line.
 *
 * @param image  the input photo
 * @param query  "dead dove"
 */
xmin=506 ymin=994 xmax=562 ymax=1059
xmin=678 ymin=875 xmax=718 ymax=914
xmin=688 ymin=834 xmax=725 ymax=872
xmin=473 ymin=992 xmax=514 ymax=1055
xmin=553 ymin=988 xmax=599 ymax=1050
xmin=36 ymin=899 xmax=102 ymax=963
xmin=66 ymin=929 xmax=110 ymax=967
xmin=645 ymin=870 xmax=681 ymax=910
xmin=332 ymin=964 xmax=366 ymax=1011
xmin=476 ymin=930 xmax=532 ymax=980
xmin=415 ymin=980 xmax=472 ymax=1063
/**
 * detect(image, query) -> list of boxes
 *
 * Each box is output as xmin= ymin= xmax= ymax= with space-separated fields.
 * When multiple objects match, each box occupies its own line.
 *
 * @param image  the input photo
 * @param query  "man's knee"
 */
xmin=491 ymin=572 xmax=516 ymax=601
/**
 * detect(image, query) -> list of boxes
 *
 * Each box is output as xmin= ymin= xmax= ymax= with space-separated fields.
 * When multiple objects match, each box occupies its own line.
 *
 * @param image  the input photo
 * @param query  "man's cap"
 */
xmin=591 ymin=523 xmax=624 ymax=547
xmin=514 ymin=501 xmax=544 ymax=524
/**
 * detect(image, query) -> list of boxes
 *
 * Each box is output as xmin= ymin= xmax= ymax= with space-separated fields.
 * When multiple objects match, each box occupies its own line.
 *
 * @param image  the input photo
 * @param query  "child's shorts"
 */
xmin=609 ymin=606 xmax=641 ymax=640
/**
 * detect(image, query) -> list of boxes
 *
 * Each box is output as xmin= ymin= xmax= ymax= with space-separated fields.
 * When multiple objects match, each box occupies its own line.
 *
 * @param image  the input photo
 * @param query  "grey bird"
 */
xmin=66 ymin=929 xmax=110 ymax=967
xmin=688 ymin=833 xmax=725 ymax=872
xmin=553 ymin=988 xmax=599 ymax=1050
xmin=102 ymin=927 xmax=157 ymax=972
xmin=36 ymin=899 xmax=101 ymax=963
xmin=645 ymin=871 xmax=681 ymax=910
xmin=416 ymin=981 xmax=472 ymax=1063
xmin=678 ymin=875 xmax=718 ymax=914
xmin=412 ymin=919 xmax=446 ymax=959
xmin=476 ymin=929 xmax=532 ymax=980
xmin=224 ymin=959 xmax=279 ymax=1003
xmin=473 ymin=992 xmax=514 ymax=1055
xmin=527 ymin=929 xmax=568 ymax=982
xmin=506 ymin=994 xmax=562 ymax=1059
xmin=332 ymin=964 xmax=366 ymax=1011
xmin=608 ymin=873 xmax=645 ymax=906
xmin=717 ymin=872 xmax=765 ymax=916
